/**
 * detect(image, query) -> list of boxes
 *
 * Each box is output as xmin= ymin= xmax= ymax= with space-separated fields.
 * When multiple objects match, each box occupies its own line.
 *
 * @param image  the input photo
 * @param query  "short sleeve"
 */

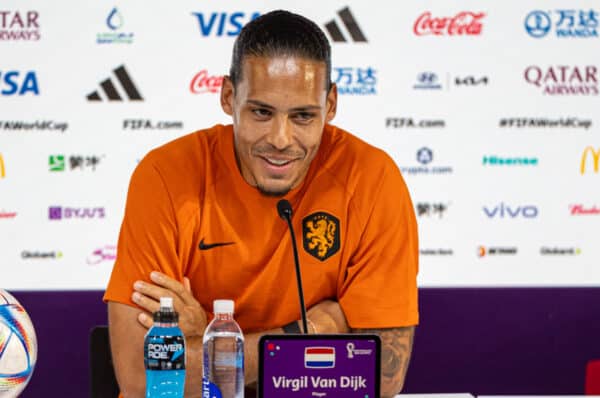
xmin=103 ymin=157 xmax=181 ymax=307
xmin=338 ymin=158 xmax=419 ymax=329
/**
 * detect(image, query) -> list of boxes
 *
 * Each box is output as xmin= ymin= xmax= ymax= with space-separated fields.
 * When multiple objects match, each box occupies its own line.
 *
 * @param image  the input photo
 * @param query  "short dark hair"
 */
xmin=229 ymin=10 xmax=332 ymax=91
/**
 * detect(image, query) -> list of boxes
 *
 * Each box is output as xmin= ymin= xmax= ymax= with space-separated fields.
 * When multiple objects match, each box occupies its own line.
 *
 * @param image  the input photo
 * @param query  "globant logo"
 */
xmin=87 ymin=245 xmax=116 ymax=265
xmin=478 ymin=246 xmax=518 ymax=257
xmin=569 ymin=204 xmax=600 ymax=215
xmin=48 ymin=206 xmax=106 ymax=220
xmin=524 ymin=65 xmax=598 ymax=95
xmin=482 ymin=156 xmax=538 ymax=166
xmin=97 ymin=7 xmax=134 ymax=44
xmin=413 ymin=11 xmax=485 ymax=36
xmin=483 ymin=203 xmax=538 ymax=219
xmin=333 ymin=67 xmax=377 ymax=95
xmin=0 ymin=11 xmax=40 ymax=41
xmin=191 ymin=11 xmax=260 ymax=37
xmin=540 ymin=247 xmax=581 ymax=256
xmin=190 ymin=70 xmax=223 ymax=94
xmin=525 ymin=10 xmax=599 ymax=38
xmin=21 ymin=250 xmax=63 ymax=259
xmin=0 ymin=71 xmax=39 ymax=96
xmin=400 ymin=147 xmax=453 ymax=175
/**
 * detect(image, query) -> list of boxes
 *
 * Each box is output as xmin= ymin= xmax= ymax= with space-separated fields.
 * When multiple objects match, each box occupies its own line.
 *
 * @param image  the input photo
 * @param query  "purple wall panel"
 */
xmin=9 ymin=288 xmax=600 ymax=397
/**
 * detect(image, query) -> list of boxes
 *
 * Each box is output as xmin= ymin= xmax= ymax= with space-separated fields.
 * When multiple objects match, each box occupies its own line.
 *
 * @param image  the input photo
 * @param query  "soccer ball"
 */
xmin=0 ymin=289 xmax=37 ymax=397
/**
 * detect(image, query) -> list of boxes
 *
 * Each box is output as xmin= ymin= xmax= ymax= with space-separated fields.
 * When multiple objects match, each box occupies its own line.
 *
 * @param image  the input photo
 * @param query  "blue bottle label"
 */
xmin=202 ymin=377 xmax=223 ymax=398
xmin=144 ymin=335 xmax=185 ymax=370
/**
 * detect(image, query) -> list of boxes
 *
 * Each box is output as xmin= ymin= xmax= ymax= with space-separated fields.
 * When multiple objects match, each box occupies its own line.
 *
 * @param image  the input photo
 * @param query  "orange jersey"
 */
xmin=104 ymin=124 xmax=419 ymax=331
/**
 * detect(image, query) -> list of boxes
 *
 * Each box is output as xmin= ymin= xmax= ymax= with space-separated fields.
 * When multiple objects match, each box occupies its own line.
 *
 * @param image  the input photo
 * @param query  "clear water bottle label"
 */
xmin=145 ymin=335 xmax=185 ymax=370
xmin=202 ymin=377 xmax=223 ymax=398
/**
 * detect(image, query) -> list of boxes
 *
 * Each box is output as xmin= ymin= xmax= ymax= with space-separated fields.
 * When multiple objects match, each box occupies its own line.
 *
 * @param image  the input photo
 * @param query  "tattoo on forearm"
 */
xmin=353 ymin=326 xmax=415 ymax=396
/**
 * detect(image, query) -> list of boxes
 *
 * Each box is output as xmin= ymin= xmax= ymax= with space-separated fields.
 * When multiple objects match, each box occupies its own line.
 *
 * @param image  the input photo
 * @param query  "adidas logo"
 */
xmin=324 ymin=7 xmax=367 ymax=43
xmin=87 ymin=65 xmax=143 ymax=101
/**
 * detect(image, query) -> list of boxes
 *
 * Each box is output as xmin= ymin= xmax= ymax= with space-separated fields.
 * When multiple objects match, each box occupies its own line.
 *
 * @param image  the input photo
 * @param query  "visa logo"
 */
xmin=0 ymin=71 xmax=39 ymax=95
xmin=483 ymin=203 xmax=538 ymax=218
xmin=191 ymin=12 xmax=260 ymax=36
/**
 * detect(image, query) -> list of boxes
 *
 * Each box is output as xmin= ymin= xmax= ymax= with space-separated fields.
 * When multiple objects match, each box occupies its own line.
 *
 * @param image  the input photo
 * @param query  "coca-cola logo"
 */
xmin=190 ymin=70 xmax=223 ymax=94
xmin=414 ymin=11 xmax=485 ymax=36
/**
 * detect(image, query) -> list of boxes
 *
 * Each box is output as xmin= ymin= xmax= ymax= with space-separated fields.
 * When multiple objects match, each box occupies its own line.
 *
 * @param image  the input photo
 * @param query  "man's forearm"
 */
xmin=353 ymin=326 xmax=415 ymax=398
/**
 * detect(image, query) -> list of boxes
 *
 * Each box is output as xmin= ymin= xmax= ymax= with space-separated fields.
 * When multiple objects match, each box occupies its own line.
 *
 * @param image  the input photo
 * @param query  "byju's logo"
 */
xmin=87 ymin=65 xmax=142 ymax=101
xmin=483 ymin=203 xmax=539 ymax=219
xmin=0 ymin=71 xmax=39 ymax=96
xmin=97 ymin=7 xmax=134 ymax=44
xmin=413 ymin=72 xmax=442 ymax=90
xmin=191 ymin=12 xmax=260 ymax=37
xmin=0 ymin=11 xmax=40 ymax=41
xmin=525 ymin=10 xmax=599 ymax=38
xmin=333 ymin=67 xmax=376 ymax=95
xmin=414 ymin=11 xmax=485 ymax=36
xmin=580 ymin=146 xmax=599 ymax=174
xmin=49 ymin=154 xmax=103 ymax=172
xmin=324 ymin=7 xmax=367 ymax=43
xmin=190 ymin=70 xmax=223 ymax=94
xmin=48 ymin=206 xmax=106 ymax=220
xmin=524 ymin=65 xmax=598 ymax=95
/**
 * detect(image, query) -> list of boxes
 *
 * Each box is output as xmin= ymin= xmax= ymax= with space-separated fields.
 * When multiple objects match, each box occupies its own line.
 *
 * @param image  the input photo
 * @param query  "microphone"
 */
xmin=277 ymin=199 xmax=309 ymax=334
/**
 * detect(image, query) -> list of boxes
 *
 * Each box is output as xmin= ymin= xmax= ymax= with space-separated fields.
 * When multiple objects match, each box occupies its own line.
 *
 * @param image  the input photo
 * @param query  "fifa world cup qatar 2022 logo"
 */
xmin=413 ymin=11 xmax=486 ymax=36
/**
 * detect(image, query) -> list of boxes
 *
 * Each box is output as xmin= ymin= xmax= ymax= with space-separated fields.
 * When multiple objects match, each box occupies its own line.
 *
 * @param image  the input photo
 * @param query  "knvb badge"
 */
xmin=525 ymin=9 xmax=599 ymax=38
xmin=333 ymin=67 xmax=376 ymax=95
xmin=97 ymin=7 xmax=133 ymax=44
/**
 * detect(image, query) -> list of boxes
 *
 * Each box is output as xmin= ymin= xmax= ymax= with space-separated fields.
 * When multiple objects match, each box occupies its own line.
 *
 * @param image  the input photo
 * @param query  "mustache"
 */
xmin=252 ymin=145 xmax=305 ymax=159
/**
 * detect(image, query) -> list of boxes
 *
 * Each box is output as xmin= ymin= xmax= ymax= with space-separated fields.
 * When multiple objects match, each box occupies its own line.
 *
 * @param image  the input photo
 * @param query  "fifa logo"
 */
xmin=580 ymin=146 xmax=600 ymax=174
xmin=0 ymin=153 xmax=5 ymax=178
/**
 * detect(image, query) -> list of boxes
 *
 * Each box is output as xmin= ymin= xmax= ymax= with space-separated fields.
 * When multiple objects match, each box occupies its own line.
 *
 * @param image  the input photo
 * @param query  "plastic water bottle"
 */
xmin=203 ymin=299 xmax=244 ymax=398
xmin=144 ymin=297 xmax=186 ymax=397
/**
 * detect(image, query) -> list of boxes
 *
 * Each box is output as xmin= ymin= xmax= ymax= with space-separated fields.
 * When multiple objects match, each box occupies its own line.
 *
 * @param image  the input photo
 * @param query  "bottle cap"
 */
xmin=153 ymin=296 xmax=178 ymax=323
xmin=213 ymin=299 xmax=234 ymax=314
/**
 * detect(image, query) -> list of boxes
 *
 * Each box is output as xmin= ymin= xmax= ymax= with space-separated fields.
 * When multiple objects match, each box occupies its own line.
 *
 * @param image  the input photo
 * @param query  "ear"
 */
xmin=325 ymin=83 xmax=338 ymax=123
xmin=220 ymin=76 xmax=234 ymax=116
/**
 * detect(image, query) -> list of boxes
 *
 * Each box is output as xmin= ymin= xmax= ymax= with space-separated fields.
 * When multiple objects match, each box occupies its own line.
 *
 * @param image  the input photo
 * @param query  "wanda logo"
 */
xmin=414 ymin=11 xmax=486 ymax=36
xmin=190 ymin=70 xmax=223 ymax=94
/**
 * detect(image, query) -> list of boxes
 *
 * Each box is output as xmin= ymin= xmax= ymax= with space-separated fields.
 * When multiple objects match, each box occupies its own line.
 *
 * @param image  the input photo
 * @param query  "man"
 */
xmin=104 ymin=10 xmax=418 ymax=398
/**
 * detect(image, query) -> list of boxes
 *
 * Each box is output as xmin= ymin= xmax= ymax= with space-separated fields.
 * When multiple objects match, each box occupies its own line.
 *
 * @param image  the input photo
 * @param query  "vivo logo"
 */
xmin=191 ymin=12 xmax=260 ymax=36
xmin=483 ymin=203 xmax=538 ymax=218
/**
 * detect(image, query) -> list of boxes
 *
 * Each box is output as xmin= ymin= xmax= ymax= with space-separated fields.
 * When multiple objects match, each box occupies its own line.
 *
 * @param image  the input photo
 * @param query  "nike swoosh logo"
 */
xmin=198 ymin=239 xmax=235 ymax=250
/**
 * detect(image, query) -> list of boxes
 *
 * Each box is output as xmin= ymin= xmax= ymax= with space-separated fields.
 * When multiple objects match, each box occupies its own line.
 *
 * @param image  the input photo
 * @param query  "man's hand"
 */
xmin=131 ymin=271 xmax=207 ymax=337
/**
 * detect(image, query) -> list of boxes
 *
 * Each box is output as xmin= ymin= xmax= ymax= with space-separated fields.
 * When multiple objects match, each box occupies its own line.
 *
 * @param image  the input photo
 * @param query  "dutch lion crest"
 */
xmin=302 ymin=211 xmax=340 ymax=261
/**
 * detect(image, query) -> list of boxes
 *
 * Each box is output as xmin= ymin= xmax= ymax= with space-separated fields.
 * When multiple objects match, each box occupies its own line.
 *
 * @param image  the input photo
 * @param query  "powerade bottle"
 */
xmin=144 ymin=297 xmax=186 ymax=397
xmin=203 ymin=299 xmax=244 ymax=398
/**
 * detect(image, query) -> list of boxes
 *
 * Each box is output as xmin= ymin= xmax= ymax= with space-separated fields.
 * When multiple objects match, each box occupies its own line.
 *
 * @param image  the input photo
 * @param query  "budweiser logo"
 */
xmin=414 ymin=11 xmax=485 ymax=36
xmin=190 ymin=70 xmax=223 ymax=94
xmin=570 ymin=204 xmax=600 ymax=215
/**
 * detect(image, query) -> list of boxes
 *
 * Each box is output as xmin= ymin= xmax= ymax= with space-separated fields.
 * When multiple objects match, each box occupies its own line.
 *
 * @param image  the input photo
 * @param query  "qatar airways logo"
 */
xmin=190 ymin=70 xmax=223 ymax=94
xmin=413 ymin=11 xmax=485 ymax=36
xmin=524 ymin=66 xmax=598 ymax=95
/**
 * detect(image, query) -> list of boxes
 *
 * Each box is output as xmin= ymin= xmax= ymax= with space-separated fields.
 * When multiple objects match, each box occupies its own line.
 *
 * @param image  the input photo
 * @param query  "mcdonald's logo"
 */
xmin=580 ymin=146 xmax=600 ymax=174
xmin=0 ymin=153 xmax=5 ymax=178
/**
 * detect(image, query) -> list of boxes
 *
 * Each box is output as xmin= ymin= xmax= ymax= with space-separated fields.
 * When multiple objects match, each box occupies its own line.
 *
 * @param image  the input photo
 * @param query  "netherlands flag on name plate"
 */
xmin=304 ymin=347 xmax=335 ymax=368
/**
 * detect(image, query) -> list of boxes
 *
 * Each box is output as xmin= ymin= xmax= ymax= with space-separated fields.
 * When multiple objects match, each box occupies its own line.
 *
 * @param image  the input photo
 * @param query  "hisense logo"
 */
xmin=482 ymin=156 xmax=538 ymax=166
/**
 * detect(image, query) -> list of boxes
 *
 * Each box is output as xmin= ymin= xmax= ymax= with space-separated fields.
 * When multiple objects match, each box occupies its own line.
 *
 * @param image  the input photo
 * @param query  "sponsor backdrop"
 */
xmin=2 ymin=0 xmax=600 ymax=396
xmin=1 ymin=0 xmax=599 ymax=289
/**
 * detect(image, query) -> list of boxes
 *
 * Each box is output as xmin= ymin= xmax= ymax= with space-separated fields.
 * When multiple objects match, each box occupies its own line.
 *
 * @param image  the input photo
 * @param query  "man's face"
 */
xmin=221 ymin=55 xmax=337 ymax=196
